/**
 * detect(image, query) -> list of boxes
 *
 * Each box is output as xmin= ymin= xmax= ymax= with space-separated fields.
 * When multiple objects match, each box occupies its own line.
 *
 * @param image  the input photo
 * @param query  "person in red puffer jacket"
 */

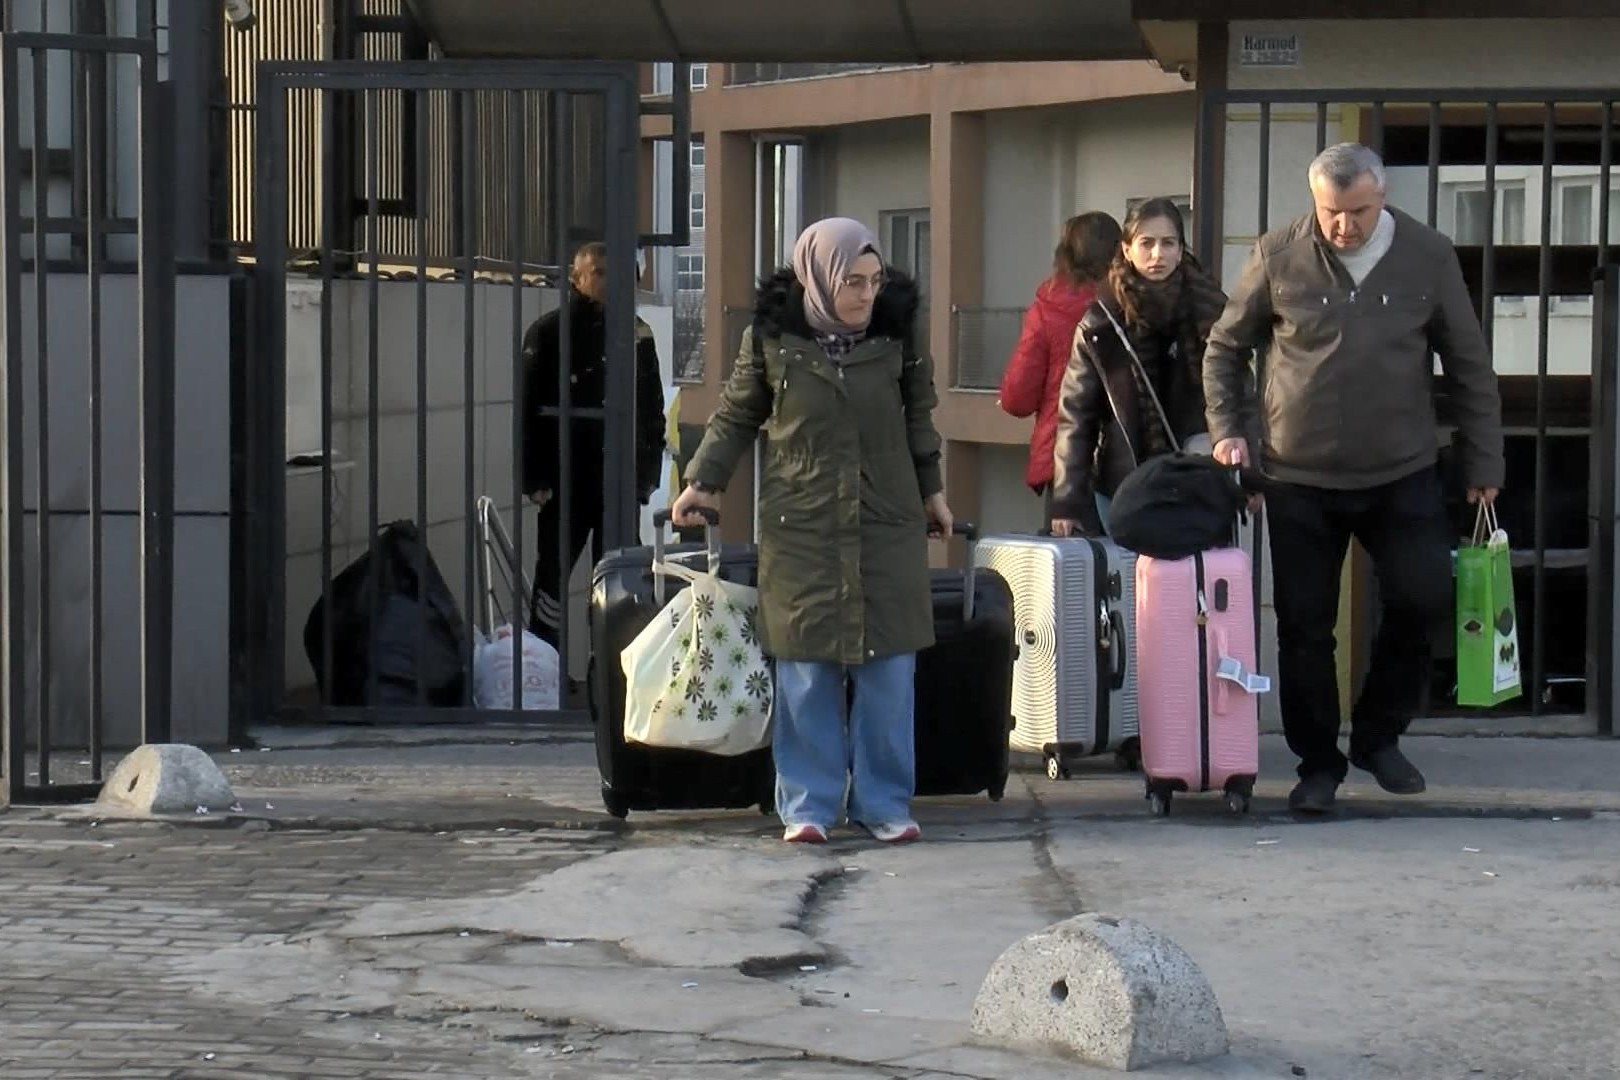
xmin=999 ymin=212 xmax=1122 ymax=506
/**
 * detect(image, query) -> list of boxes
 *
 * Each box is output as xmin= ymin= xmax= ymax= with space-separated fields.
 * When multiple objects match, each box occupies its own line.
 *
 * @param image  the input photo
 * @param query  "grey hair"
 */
xmin=1308 ymin=142 xmax=1386 ymax=193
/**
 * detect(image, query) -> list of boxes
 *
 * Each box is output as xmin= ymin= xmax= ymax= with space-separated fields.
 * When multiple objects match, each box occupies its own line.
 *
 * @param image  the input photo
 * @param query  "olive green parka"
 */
xmin=685 ymin=269 xmax=943 ymax=665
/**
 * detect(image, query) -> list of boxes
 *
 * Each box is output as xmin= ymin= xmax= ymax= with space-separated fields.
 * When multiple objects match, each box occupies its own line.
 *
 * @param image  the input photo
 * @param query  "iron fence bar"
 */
xmin=143 ymin=72 xmax=176 ymax=746
xmin=1369 ymin=101 xmax=1385 ymax=156
xmin=1426 ymin=102 xmax=1442 ymax=229
xmin=459 ymin=89 xmax=478 ymax=707
xmin=1482 ymin=103 xmax=1498 ymax=352
xmin=1194 ymin=92 xmax=1218 ymax=270
xmin=1587 ymin=264 xmax=1619 ymax=736
xmin=1533 ymin=104 xmax=1555 ymax=716
xmin=604 ymin=77 xmax=637 ymax=550
xmin=255 ymin=70 xmax=292 ymax=727
xmin=364 ymin=88 xmax=382 ymax=709
xmin=508 ymin=90 xmax=527 ymax=707
xmin=1257 ymin=102 xmax=1271 ymax=235
xmin=413 ymin=87 xmax=430 ymax=707
xmin=1214 ymin=87 xmax=1620 ymax=105
xmin=1314 ymin=101 xmax=1327 ymax=154
xmin=31 ymin=46 xmax=52 ymax=783
xmin=552 ymin=90 xmax=573 ymax=698
xmin=1601 ymin=101 xmax=1614 ymax=266
xmin=84 ymin=51 xmax=103 ymax=779
xmin=318 ymin=86 xmax=337 ymax=711
xmin=1 ymin=38 xmax=28 ymax=803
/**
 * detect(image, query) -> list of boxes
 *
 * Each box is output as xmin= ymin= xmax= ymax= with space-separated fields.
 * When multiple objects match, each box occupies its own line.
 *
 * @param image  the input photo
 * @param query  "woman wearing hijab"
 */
xmin=671 ymin=217 xmax=952 ymax=845
xmin=998 ymin=211 xmax=1121 ymax=506
xmin=1049 ymin=198 xmax=1229 ymax=536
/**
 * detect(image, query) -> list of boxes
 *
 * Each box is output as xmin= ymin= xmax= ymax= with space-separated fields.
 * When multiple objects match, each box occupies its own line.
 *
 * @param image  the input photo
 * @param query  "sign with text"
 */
xmin=1240 ymin=31 xmax=1300 ymax=68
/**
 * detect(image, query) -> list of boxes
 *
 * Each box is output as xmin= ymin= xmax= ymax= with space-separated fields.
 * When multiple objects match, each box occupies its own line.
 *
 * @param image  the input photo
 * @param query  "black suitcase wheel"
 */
xmin=988 ymin=778 xmax=1007 ymax=802
xmin=1148 ymin=792 xmax=1171 ymax=817
xmin=601 ymin=784 xmax=631 ymax=820
xmin=1224 ymin=791 xmax=1251 ymax=815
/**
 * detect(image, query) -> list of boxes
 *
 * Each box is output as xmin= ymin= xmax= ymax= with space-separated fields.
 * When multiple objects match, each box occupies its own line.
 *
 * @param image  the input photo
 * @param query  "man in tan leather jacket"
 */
xmin=1203 ymin=143 xmax=1505 ymax=814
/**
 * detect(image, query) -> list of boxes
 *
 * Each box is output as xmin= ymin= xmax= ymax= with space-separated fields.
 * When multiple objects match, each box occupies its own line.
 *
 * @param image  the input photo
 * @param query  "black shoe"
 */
xmin=1351 ymin=746 xmax=1427 ymax=795
xmin=1288 ymin=772 xmax=1340 ymax=815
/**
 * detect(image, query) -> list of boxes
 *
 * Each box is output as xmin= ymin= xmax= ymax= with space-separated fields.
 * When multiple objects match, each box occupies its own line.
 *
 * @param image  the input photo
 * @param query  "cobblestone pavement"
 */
xmin=0 ymin=816 xmax=626 ymax=1079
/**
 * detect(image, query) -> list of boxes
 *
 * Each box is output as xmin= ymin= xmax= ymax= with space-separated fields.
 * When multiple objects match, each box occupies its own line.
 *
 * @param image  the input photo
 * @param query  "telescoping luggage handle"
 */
xmin=943 ymin=521 xmax=979 ymax=622
xmin=651 ymin=506 xmax=722 ymax=605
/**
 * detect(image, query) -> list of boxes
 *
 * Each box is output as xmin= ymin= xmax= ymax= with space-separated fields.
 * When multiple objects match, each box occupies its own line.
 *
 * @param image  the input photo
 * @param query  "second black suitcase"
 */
xmin=913 ymin=524 xmax=1016 ymax=802
xmin=588 ymin=509 xmax=775 ymax=819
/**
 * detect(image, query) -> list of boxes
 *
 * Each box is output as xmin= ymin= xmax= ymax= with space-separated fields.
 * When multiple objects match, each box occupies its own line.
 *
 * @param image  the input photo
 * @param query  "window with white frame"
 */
xmin=1450 ymin=181 xmax=1526 ymax=246
xmin=652 ymin=63 xmax=673 ymax=96
xmin=690 ymin=138 xmax=705 ymax=169
xmin=689 ymin=192 xmax=705 ymax=231
xmin=1550 ymin=176 xmax=1620 ymax=309
xmin=880 ymin=209 xmax=931 ymax=296
xmin=677 ymin=253 xmax=704 ymax=292
xmin=690 ymin=64 xmax=708 ymax=91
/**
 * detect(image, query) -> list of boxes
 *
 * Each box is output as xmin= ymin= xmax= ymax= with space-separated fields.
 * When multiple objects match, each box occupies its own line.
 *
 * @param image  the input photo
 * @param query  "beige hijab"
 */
xmin=792 ymin=217 xmax=882 ymax=336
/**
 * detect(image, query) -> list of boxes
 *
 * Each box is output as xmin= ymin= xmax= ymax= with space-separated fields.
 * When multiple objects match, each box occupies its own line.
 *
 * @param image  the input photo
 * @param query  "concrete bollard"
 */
xmin=96 ymin=744 xmax=237 ymax=817
xmin=970 ymin=913 xmax=1228 ymax=1071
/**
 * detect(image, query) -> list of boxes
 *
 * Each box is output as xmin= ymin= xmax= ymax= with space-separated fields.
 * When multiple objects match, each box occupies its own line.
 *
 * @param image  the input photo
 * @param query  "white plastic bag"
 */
xmin=620 ymin=558 xmax=772 ymax=756
xmin=473 ymin=624 xmax=560 ymax=710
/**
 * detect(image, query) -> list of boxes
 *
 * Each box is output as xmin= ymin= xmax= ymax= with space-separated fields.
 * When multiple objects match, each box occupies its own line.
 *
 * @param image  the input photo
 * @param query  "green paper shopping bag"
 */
xmin=1455 ymin=503 xmax=1521 ymax=707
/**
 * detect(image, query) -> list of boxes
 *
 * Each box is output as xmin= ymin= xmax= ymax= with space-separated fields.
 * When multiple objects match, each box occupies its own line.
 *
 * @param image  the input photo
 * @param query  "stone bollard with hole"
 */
xmin=95 ymin=744 xmax=237 ymax=818
xmin=969 ymin=913 xmax=1229 ymax=1072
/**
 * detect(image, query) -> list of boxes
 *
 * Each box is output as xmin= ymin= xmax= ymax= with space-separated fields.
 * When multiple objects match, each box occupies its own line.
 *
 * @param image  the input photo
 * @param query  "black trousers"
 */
xmin=529 ymin=493 xmax=604 ymax=650
xmin=1266 ymin=466 xmax=1454 ymax=782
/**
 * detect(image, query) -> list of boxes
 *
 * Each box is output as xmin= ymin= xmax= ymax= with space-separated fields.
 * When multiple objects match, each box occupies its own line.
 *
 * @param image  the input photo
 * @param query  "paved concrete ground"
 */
xmin=2 ymin=731 xmax=1618 ymax=1079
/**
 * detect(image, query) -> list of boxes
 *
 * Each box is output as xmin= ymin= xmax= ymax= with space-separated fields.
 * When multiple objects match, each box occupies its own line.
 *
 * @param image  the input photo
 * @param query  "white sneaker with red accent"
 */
xmin=782 ymin=823 xmax=829 ymax=844
xmin=860 ymin=820 xmax=921 ymax=844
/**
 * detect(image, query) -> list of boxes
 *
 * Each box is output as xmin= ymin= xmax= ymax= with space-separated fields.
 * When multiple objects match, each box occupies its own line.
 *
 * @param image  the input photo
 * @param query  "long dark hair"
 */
xmin=1053 ymin=211 xmax=1122 ymax=287
xmin=1108 ymin=198 xmax=1193 ymax=327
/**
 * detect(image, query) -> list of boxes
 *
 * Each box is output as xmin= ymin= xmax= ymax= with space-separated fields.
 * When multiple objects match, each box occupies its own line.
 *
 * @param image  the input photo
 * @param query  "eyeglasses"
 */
xmin=840 ymin=272 xmax=886 ymax=295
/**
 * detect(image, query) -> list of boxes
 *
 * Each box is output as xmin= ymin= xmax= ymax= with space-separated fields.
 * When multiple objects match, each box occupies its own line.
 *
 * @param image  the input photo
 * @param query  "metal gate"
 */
xmin=1198 ymin=88 xmax=1619 ymax=731
xmin=0 ymin=29 xmax=177 ymax=803
xmin=245 ymin=60 xmax=644 ymax=728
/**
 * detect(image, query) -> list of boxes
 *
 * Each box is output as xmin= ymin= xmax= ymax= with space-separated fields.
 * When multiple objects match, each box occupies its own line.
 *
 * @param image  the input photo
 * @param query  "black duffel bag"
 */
xmin=304 ymin=520 xmax=469 ymax=710
xmin=1108 ymin=452 xmax=1259 ymax=560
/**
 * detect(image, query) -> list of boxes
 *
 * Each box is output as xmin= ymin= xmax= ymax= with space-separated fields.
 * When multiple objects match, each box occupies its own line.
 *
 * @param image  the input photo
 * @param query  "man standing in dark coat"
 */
xmin=522 ymin=242 xmax=667 ymax=647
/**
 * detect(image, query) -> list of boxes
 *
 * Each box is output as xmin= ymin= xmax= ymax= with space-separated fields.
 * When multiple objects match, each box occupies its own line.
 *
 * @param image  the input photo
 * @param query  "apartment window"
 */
xmin=881 ymin=209 xmax=931 ymax=289
xmin=677 ymin=253 xmax=705 ymax=291
xmin=690 ymin=64 xmax=708 ymax=91
xmin=1451 ymin=182 xmax=1526 ymax=246
xmin=652 ymin=63 xmax=674 ymax=96
xmin=690 ymin=138 xmax=705 ymax=169
xmin=1556 ymin=176 xmax=1620 ymax=246
xmin=1125 ymin=195 xmax=1194 ymax=235
xmin=689 ymin=192 xmax=705 ymax=231
xmin=1550 ymin=177 xmax=1620 ymax=311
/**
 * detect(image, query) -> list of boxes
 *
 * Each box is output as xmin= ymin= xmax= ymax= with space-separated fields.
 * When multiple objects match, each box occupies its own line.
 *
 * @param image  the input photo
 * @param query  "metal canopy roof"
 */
xmin=402 ymin=0 xmax=1149 ymax=62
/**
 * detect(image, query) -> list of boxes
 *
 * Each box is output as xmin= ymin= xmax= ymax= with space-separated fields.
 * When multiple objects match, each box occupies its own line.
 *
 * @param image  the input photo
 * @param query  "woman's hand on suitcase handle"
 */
xmin=669 ymin=484 xmax=721 ymax=529
xmin=924 ymin=492 xmax=954 ymax=540
xmin=1050 ymin=518 xmax=1085 ymax=538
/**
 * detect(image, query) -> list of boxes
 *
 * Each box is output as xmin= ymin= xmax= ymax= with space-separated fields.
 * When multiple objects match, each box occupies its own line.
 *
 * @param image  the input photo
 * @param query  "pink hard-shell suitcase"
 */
xmin=1135 ymin=547 xmax=1264 ymax=816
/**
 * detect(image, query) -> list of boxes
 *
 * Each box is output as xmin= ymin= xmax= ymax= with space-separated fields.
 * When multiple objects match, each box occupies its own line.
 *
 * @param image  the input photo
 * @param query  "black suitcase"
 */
xmin=913 ymin=524 xmax=1016 ymax=802
xmin=588 ymin=509 xmax=776 ymax=819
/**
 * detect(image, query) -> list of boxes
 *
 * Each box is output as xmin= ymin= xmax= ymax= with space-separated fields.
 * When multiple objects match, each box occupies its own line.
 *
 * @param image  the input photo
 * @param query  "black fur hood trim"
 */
xmin=751 ymin=266 xmax=921 ymax=344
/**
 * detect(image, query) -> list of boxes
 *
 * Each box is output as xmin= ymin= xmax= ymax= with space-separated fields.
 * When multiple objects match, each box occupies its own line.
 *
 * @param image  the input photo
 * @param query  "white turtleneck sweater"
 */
xmin=1332 ymin=208 xmax=1396 ymax=286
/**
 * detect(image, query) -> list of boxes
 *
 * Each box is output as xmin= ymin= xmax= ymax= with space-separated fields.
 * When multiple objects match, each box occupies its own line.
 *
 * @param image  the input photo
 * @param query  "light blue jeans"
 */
xmin=773 ymin=652 xmax=917 ymax=828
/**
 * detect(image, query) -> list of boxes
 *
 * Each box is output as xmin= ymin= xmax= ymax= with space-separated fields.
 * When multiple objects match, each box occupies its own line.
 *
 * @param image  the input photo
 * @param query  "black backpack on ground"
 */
xmin=1108 ymin=453 xmax=1257 ymax=560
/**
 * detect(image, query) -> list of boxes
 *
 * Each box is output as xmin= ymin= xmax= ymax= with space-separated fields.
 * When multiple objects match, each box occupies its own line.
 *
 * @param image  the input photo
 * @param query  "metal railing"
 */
xmin=0 ymin=30 xmax=175 ymax=803
xmin=727 ymin=62 xmax=922 ymax=87
xmin=248 ymin=59 xmax=641 ymax=730
xmin=1201 ymin=88 xmax=1620 ymax=723
xmin=951 ymin=305 xmax=1025 ymax=391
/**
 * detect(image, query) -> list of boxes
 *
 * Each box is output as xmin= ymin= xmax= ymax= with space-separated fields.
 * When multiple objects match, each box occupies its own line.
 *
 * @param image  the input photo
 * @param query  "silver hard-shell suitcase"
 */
xmin=973 ymin=534 xmax=1139 ymax=779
